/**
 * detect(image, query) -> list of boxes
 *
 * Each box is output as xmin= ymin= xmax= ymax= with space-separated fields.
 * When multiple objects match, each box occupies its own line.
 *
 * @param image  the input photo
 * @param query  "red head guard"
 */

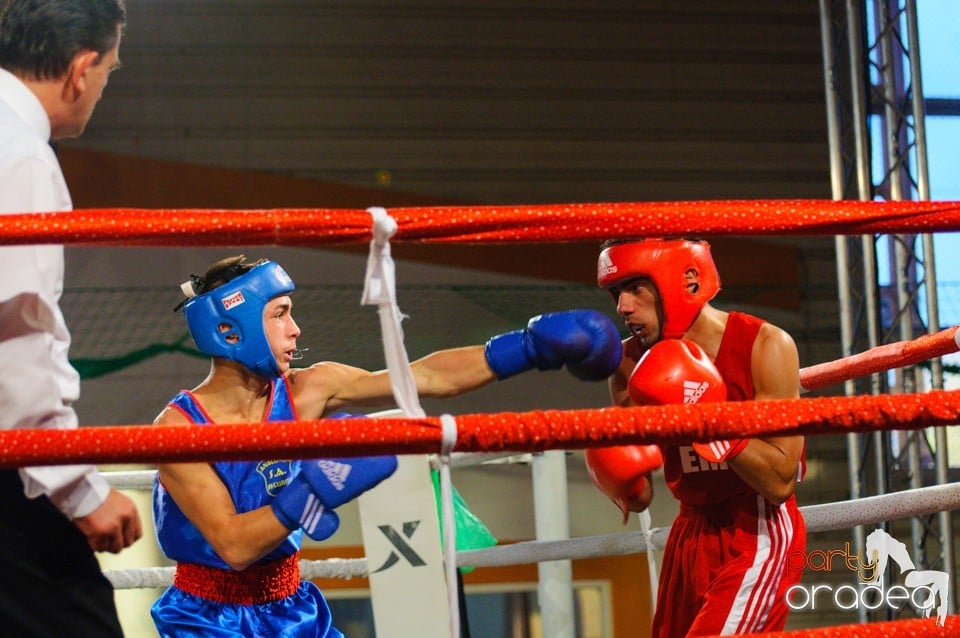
xmin=597 ymin=239 xmax=721 ymax=339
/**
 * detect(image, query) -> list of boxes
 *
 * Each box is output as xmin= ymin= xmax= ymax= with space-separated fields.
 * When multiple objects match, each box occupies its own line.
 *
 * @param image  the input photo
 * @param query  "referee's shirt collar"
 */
xmin=0 ymin=67 xmax=52 ymax=142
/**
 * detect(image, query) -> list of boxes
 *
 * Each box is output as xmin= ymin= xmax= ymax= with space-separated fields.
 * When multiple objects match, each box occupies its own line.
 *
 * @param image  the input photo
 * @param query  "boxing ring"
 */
xmin=2 ymin=198 xmax=960 ymax=637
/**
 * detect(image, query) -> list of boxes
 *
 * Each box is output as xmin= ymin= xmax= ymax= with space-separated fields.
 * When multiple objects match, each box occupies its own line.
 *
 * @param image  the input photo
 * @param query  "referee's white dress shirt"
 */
xmin=0 ymin=67 xmax=109 ymax=519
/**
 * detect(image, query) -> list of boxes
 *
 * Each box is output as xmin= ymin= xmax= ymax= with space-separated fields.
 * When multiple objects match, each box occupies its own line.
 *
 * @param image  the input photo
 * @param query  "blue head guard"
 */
xmin=182 ymin=260 xmax=295 ymax=378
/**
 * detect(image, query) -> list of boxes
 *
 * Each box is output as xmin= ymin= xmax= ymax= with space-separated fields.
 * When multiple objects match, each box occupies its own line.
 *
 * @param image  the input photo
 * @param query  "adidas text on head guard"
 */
xmin=597 ymin=239 xmax=720 ymax=339
xmin=182 ymin=261 xmax=295 ymax=378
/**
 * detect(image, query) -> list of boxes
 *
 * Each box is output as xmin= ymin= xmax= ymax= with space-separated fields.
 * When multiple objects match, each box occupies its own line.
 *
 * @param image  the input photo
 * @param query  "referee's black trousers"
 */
xmin=0 ymin=470 xmax=124 ymax=638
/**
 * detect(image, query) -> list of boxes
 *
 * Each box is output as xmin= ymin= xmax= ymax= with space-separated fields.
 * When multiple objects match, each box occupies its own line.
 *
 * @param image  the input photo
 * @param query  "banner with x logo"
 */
xmin=359 ymin=454 xmax=452 ymax=637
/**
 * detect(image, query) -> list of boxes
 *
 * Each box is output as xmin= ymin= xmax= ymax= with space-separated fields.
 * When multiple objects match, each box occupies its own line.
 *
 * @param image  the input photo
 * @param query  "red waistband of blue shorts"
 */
xmin=173 ymin=552 xmax=300 ymax=605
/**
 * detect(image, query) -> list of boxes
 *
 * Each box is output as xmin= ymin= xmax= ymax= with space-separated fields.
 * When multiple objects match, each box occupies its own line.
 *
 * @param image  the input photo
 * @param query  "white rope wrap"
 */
xmin=104 ymin=470 xmax=156 ymax=491
xmin=105 ymin=566 xmax=174 ymax=589
xmin=101 ymin=451 xmax=531 ymax=492
xmin=102 ymin=481 xmax=960 ymax=589
xmin=438 ymin=414 xmax=460 ymax=638
xmin=800 ymin=481 xmax=960 ymax=532
xmin=103 ymin=558 xmax=371 ymax=589
xmin=638 ymin=509 xmax=659 ymax=609
xmin=299 ymin=557 xmax=368 ymax=580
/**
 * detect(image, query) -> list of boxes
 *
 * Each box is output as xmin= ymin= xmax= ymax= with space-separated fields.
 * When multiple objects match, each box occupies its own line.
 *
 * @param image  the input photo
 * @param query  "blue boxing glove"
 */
xmin=271 ymin=471 xmax=342 ymax=541
xmin=484 ymin=309 xmax=622 ymax=381
xmin=298 ymin=455 xmax=399 ymax=509
xmin=273 ymin=413 xmax=396 ymax=539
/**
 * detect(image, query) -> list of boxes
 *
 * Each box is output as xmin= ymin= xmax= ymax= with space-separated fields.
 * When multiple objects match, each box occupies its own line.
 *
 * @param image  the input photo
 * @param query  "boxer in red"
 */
xmin=585 ymin=238 xmax=806 ymax=636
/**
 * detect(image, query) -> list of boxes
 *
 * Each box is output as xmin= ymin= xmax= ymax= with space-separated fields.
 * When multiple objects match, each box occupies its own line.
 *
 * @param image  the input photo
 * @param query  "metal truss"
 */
xmin=818 ymin=0 xmax=955 ymax=620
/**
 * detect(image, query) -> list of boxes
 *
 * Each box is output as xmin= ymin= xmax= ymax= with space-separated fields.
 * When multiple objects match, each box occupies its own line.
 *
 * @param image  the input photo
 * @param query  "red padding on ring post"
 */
xmin=714 ymin=614 xmax=957 ymax=637
xmin=800 ymin=325 xmax=960 ymax=393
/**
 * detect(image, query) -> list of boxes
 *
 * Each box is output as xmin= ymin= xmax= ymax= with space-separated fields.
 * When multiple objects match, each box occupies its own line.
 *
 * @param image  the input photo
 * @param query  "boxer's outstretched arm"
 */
xmin=310 ymin=309 xmax=622 ymax=413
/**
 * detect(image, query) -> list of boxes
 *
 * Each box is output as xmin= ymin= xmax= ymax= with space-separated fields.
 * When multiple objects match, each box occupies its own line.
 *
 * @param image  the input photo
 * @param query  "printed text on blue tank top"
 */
xmin=256 ymin=460 xmax=294 ymax=496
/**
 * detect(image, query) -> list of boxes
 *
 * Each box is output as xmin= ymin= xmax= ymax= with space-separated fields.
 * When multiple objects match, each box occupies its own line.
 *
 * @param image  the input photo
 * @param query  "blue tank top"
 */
xmin=153 ymin=377 xmax=303 ymax=568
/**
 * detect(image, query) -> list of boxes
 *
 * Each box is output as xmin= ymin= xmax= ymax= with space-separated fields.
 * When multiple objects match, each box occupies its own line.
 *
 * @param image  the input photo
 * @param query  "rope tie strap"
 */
xmin=173 ymin=553 xmax=300 ymax=605
xmin=439 ymin=413 xmax=461 ymax=638
xmin=362 ymin=206 xmax=426 ymax=418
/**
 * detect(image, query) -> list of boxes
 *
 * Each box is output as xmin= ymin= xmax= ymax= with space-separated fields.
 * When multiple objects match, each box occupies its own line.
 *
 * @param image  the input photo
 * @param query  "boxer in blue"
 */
xmin=151 ymin=255 xmax=623 ymax=637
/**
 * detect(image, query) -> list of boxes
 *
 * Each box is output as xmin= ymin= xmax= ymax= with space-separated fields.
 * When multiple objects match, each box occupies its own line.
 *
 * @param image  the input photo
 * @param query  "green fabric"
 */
xmin=71 ymin=334 xmax=204 ymax=379
xmin=431 ymin=470 xmax=497 ymax=572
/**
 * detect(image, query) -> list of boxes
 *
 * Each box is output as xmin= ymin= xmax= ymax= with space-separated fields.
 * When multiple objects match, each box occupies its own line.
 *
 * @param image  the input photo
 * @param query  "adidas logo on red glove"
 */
xmin=682 ymin=379 xmax=711 ymax=404
xmin=629 ymin=339 xmax=747 ymax=463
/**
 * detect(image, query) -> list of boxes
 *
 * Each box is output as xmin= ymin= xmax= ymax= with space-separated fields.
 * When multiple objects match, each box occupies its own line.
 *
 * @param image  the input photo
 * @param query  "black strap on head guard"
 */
xmin=172 ymin=258 xmax=265 ymax=312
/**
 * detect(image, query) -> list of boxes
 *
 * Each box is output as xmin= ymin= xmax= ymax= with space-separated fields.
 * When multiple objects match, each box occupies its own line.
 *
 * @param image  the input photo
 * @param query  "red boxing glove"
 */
xmin=628 ymin=339 xmax=726 ymax=406
xmin=628 ymin=339 xmax=747 ymax=462
xmin=584 ymin=444 xmax=663 ymax=523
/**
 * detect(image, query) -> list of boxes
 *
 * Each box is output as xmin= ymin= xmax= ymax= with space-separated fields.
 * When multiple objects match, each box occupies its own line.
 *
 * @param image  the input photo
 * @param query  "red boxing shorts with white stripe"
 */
xmin=651 ymin=494 xmax=806 ymax=637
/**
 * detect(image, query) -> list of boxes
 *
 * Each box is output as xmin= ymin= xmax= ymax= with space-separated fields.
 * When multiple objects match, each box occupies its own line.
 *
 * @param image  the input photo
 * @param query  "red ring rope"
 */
xmin=0 ymin=199 xmax=958 ymax=246
xmin=0 ymin=389 xmax=957 ymax=468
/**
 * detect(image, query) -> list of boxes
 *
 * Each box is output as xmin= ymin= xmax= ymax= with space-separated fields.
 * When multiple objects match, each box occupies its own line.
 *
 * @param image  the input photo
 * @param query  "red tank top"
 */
xmin=662 ymin=311 xmax=763 ymax=505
